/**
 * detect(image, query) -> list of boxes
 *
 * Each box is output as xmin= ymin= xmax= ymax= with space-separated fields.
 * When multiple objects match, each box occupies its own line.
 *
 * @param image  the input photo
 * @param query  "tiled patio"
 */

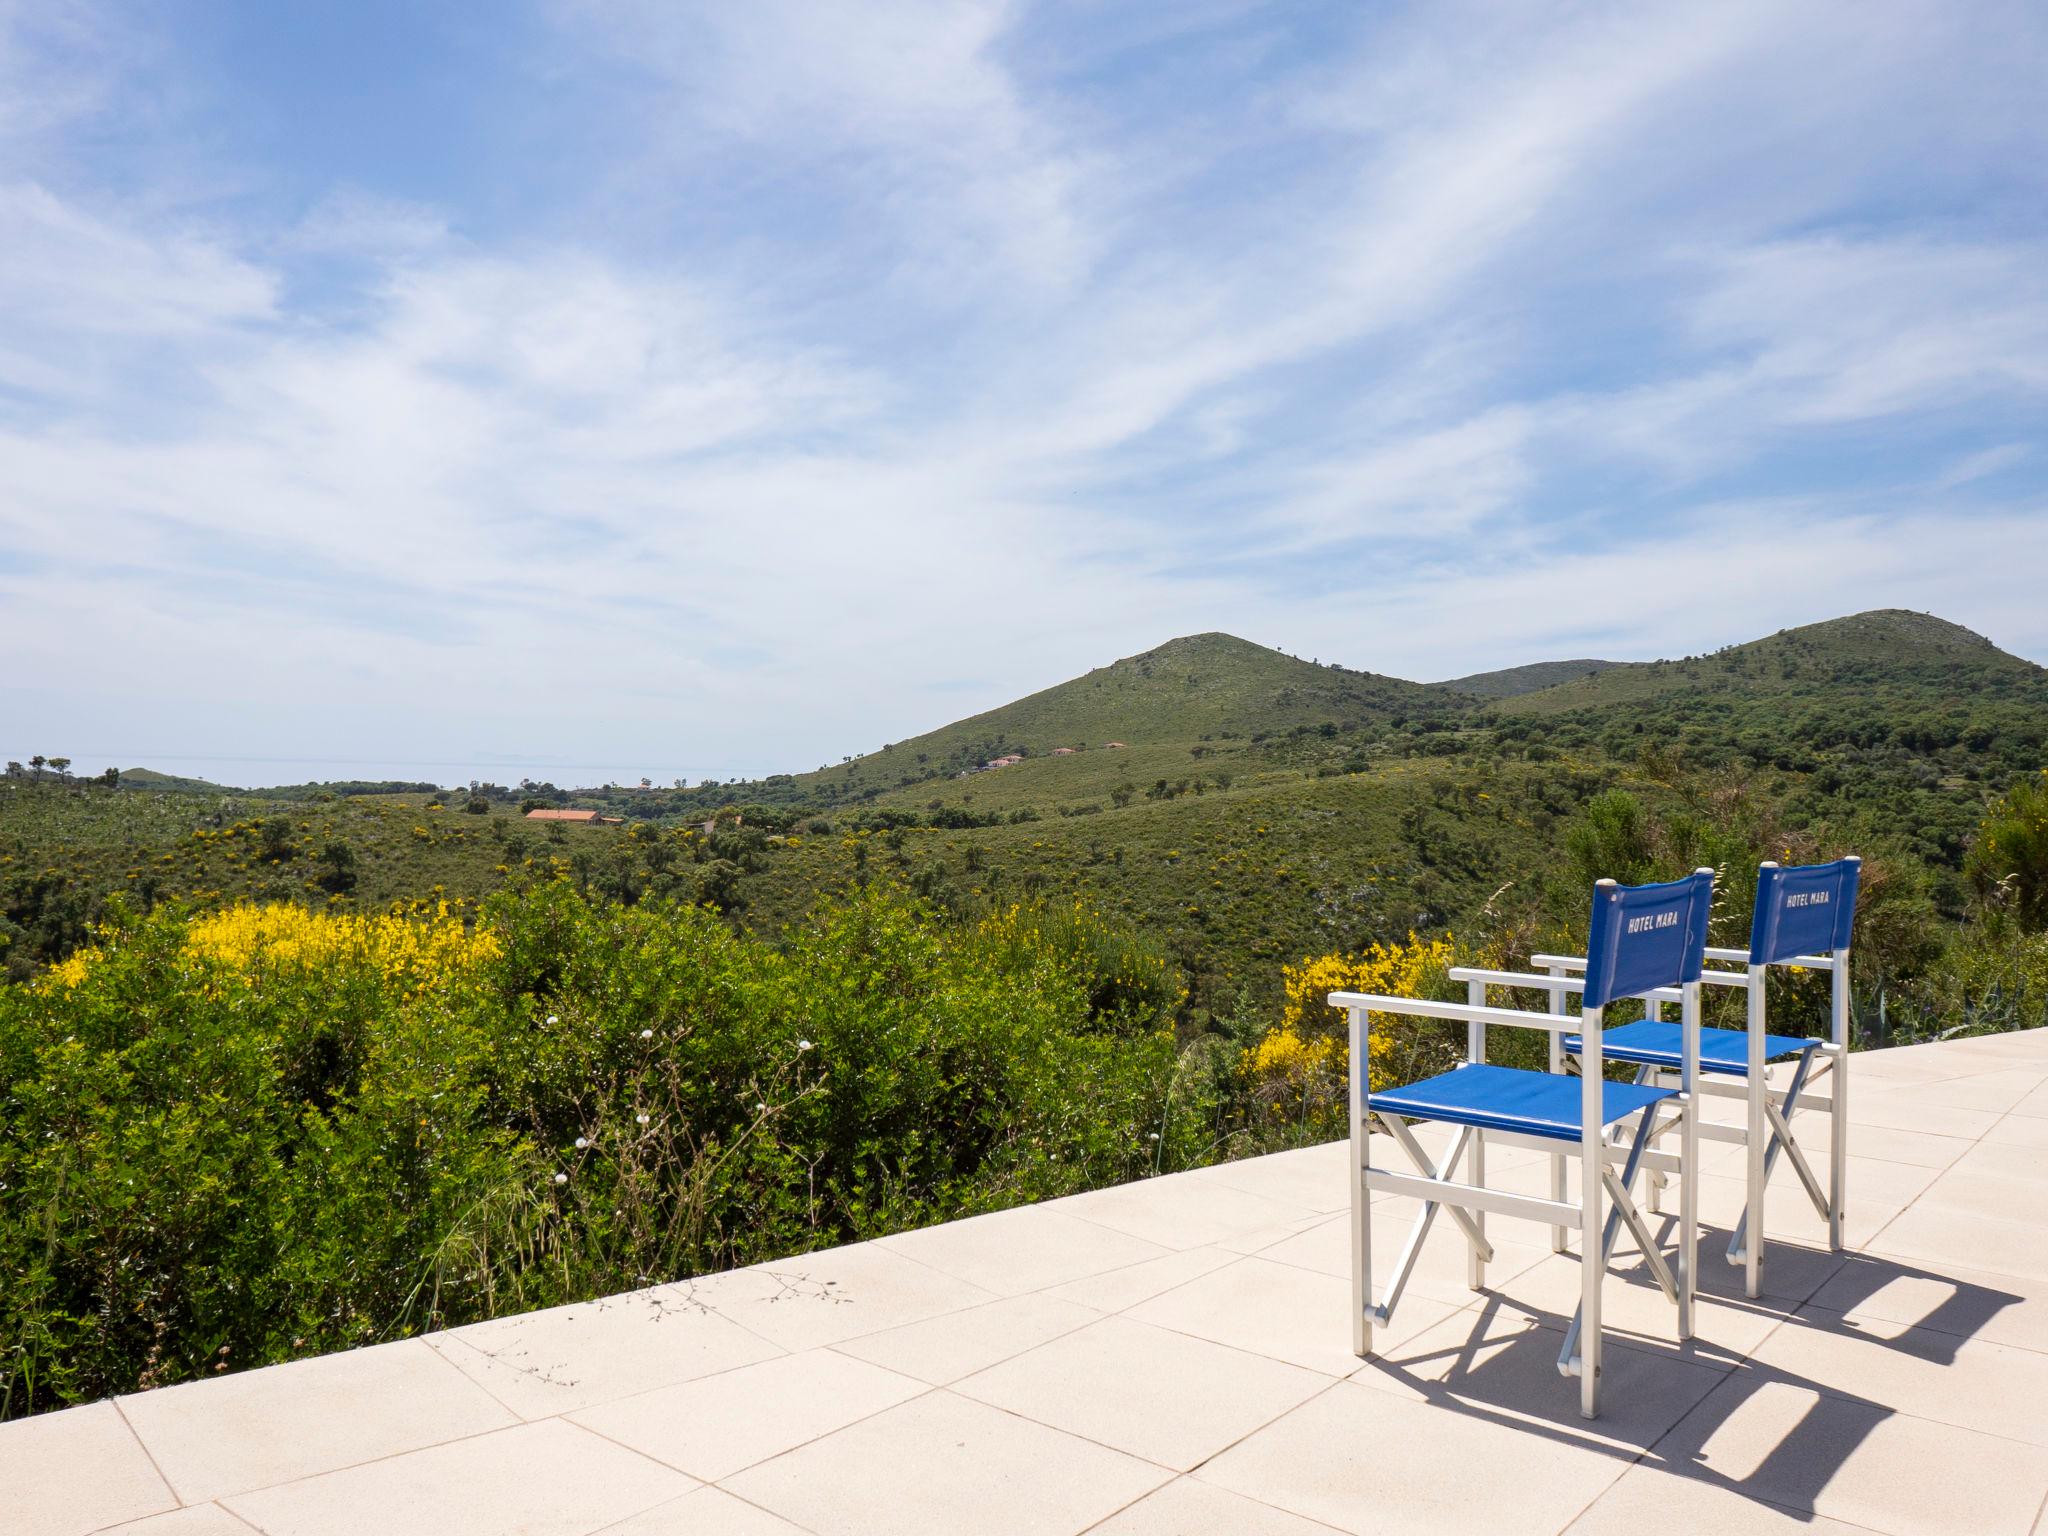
xmin=11 ymin=1028 xmax=2048 ymax=1536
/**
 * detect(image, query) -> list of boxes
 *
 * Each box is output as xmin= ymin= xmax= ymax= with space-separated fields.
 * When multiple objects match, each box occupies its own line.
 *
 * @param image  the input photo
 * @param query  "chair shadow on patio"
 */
xmin=1351 ymin=1212 xmax=2029 ymax=1527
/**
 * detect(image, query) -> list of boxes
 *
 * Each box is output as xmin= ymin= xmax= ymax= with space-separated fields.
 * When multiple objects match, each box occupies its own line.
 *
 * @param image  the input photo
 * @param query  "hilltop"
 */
xmin=1498 ymin=610 xmax=2040 ymax=715
xmin=1434 ymin=658 xmax=1621 ymax=699
xmin=785 ymin=632 xmax=1450 ymax=805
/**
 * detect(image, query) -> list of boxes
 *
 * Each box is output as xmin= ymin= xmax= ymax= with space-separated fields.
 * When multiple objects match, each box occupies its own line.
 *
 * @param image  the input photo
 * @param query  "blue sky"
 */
xmin=4 ymin=0 xmax=2046 ymax=787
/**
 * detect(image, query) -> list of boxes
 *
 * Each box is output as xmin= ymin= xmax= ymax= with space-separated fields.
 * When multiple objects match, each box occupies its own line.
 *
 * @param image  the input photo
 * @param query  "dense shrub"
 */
xmin=1238 ymin=934 xmax=1464 ymax=1140
xmin=0 ymin=883 xmax=1192 ymax=1417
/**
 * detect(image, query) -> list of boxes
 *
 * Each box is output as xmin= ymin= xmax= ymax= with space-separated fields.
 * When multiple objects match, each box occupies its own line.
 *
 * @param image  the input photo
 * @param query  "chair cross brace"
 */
xmin=1362 ymin=1116 xmax=1495 ymax=1326
xmin=1559 ymin=1102 xmax=1671 ymax=1376
xmin=1729 ymin=1044 xmax=1828 ymax=1262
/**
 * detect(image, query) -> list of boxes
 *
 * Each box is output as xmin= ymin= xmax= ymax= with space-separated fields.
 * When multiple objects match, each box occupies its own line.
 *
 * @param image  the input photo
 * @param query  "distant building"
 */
xmin=526 ymin=808 xmax=605 ymax=823
xmin=1106 ymin=742 xmax=1127 ymax=749
xmin=1051 ymin=747 xmax=1076 ymax=755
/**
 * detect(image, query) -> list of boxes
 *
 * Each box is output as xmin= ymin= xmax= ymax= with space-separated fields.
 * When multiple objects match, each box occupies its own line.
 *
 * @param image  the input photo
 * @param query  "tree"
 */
xmin=260 ymin=818 xmax=298 ymax=862
xmin=29 ymin=755 xmax=44 ymax=783
xmin=48 ymin=757 xmax=71 ymax=780
xmin=315 ymin=840 xmax=358 ymax=895
xmin=1563 ymin=790 xmax=1657 ymax=890
xmin=1965 ymin=772 xmax=2048 ymax=931
xmin=99 ymin=767 xmax=120 ymax=788
xmin=4 ymin=762 xmax=21 ymax=779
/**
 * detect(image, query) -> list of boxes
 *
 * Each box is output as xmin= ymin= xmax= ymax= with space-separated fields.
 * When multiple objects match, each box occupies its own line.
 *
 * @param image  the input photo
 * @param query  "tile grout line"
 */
xmin=574 ymin=1368 xmax=937 ymax=1490
xmin=107 ymin=1395 xmax=185 ymax=1512
xmin=821 ymin=1294 xmax=1109 ymax=1381
xmin=205 ymin=1410 xmax=633 ymax=1514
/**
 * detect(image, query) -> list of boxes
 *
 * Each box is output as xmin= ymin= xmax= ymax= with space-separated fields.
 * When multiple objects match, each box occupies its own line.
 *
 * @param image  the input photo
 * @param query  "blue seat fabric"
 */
xmin=1373 ymin=1063 xmax=1675 ymax=1143
xmin=1562 ymin=1020 xmax=1820 ymax=1076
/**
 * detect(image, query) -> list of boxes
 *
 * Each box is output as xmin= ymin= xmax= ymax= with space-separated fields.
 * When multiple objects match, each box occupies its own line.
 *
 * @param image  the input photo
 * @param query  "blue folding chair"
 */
xmin=1336 ymin=870 xmax=1712 ymax=1419
xmin=1538 ymin=857 xmax=1861 ymax=1297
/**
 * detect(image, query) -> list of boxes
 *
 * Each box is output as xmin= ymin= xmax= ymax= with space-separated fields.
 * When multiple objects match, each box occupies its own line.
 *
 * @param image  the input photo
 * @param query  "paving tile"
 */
xmin=1054 ymin=1172 xmax=1317 ymax=1250
xmin=1798 ymin=1124 xmax=1971 ymax=1171
xmin=1870 ymin=1202 xmax=2048 ymax=1283
xmin=1902 ymin=1030 xmax=2048 ymax=1068
xmin=0 ymin=1400 xmax=175 ymax=1536
xmin=1912 ymin=1069 xmax=2048 ymax=1116
xmin=222 ymin=1418 xmax=694 ymax=1536
xmin=953 ymin=1314 xmax=1326 ymax=1471
xmin=571 ymin=1348 xmax=925 ymax=1480
xmin=427 ymin=1286 xmax=783 ymax=1418
xmin=1849 ymin=1090 xmax=2001 ymax=1141
xmin=2012 ymin=1083 xmax=2048 ymax=1120
xmin=1650 ymin=1371 xmax=2048 ymax=1536
xmin=681 ymin=1240 xmax=1000 ymax=1351
xmin=1911 ymin=1167 xmax=2048 ymax=1229
xmin=1187 ymin=1143 xmax=1352 ymax=1212
xmin=879 ymin=1203 xmax=1171 ymax=1296
xmin=592 ymin=1487 xmax=811 ymax=1535
xmin=831 ymin=1291 xmax=1103 ymax=1384
xmin=1208 ymin=1210 xmax=1336 ymax=1257
xmin=1084 ymin=1477 xmax=1345 ymax=1535
xmin=1198 ymin=1378 xmax=1630 ymax=1536
xmin=1749 ymin=1306 xmax=2048 ymax=1446
xmin=1251 ymin=1205 xmax=1553 ymax=1306
xmin=1128 ymin=1254 xmax=1456 ymax=1376
xmin=1563 ymin=1462 xmax=1880 ymax=1535
xmin=1943 ymin=1139 xmax=2048 ymax=1188
xmin=1043 ymin=1245 xmax=1240 ymax=1312
xmin=722 ymin=1390 xmax=1170 ymax=1536
xmin=117 ymin=1337 xmax=516 ymax=1503
xmin=1984 ymin=1112 xmax=2048 ymax=1149
xmin=1352 ymin=1297 xmax=1731 ymax=1456
xmin=1807 ymin=1252 xmax=2048 ymax=1356
xmin=99 ymin=1508 xmax=262 ymax=1535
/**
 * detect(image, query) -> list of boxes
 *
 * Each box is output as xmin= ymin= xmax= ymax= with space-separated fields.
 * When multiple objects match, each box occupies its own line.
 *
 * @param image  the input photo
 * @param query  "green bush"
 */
xmin=0 ymin=883 xmax=1193 ymax=1417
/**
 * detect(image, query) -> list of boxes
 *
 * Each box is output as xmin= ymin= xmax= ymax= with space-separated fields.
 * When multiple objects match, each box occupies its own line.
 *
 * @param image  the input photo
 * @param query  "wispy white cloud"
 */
xmin=2 ymin=0 xmax=2045 ymax=782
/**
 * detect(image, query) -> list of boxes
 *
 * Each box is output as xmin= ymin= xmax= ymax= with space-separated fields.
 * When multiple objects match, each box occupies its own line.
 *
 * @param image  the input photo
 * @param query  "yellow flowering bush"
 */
xmin=1242 ymin=934 xmax=1463 ymax=1130
xmin=41 ymin=901 xmax=498 ymax=1000
xmin=183 ymin=902 xmax=499 ymax=996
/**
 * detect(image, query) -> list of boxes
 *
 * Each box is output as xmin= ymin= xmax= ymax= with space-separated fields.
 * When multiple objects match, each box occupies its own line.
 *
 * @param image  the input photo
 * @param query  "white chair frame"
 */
xmin=1336 ymin=975 xmax=1701 ymax=1420
xmin=1529 ymin=938 xmax=1851 ymax=1298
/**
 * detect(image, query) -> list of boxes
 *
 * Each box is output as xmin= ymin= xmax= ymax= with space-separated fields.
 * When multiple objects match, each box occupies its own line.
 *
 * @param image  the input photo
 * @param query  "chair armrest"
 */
xmin=1327 ymin=992 xmax=1592 ymax=1036
xmin=1534 ymin=951 xmax=1753 ymax=989
xmin=1448 ymin=966 xmax=1584 ymax=994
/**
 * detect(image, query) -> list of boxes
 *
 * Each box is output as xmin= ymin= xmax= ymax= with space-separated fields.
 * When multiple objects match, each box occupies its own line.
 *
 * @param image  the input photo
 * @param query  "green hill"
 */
xmin=786 ymin=632 xmax=1452 ymax=806
xmin=118 ymin=768 xmax=231 ymax=794
xmin=1434 ymin=658 xmax=1621 ymax=698
xmin=1498 ymin=610 xmax=2038 ymax=716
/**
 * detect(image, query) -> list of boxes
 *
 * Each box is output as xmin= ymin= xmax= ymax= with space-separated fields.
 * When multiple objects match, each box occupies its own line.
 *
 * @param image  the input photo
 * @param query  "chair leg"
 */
xmin=1579 ymin=1134 xmax=1603 ymax=1419
xmin=1828 ymin=1044 xmax=1847 ymax=1252
xmin=1679 ymin=1088 xmax=1698 ymax=1342
xmin=1743 ymin=1076 xmax=1765 ymax=1299
xmin=1549 ymin=972 xmax=1570 ymax=1252
xmin=1468 ymin=1128 xmax=1487 ymax=1292
xmin=1350 ymin=1008 xmax=1373 ymax=1358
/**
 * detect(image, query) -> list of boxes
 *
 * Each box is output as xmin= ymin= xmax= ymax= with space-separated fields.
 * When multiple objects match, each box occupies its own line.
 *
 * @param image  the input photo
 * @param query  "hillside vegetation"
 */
xmin=1433 ymin=658 xmax=1620 ymax=698
xmin=6 ymin=606 xmax=2048 ymax=1419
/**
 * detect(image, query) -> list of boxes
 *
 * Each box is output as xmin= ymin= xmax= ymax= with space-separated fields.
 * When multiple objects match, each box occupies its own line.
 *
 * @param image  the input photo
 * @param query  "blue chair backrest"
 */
xmin=1748 ymin=857 xmax=1860 ymax=965
xmin=1581 ymin=869 xmax=1715 ymax=1010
